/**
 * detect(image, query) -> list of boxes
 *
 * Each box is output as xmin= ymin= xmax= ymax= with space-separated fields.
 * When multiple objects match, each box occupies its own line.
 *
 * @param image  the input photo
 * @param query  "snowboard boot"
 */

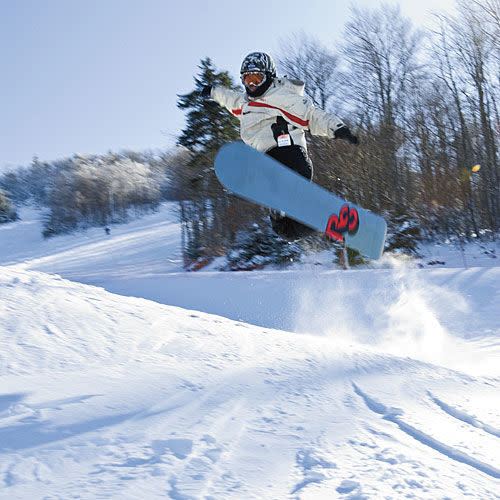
xmin=269 ymin=209 xmax=315 ymax=241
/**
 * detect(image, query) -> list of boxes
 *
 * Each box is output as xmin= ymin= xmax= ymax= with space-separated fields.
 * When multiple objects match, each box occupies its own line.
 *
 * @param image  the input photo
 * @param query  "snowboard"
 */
xmin=214 ymin=142 xmax=387 ymax=260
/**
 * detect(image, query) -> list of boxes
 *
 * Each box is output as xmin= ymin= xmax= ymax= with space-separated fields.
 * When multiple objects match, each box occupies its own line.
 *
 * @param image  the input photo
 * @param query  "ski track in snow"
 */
xmin=429 ymin=391 xmax=500 ymax=439
xmin=354 ymin=384 xmax=500 ymax=481
xmin=0 ymin=206 xmax=500 ymax=498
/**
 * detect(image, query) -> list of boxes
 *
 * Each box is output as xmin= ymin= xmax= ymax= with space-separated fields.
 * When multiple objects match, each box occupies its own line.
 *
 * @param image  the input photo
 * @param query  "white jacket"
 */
xmin=211 ymin=77 xmax=345 ymax=153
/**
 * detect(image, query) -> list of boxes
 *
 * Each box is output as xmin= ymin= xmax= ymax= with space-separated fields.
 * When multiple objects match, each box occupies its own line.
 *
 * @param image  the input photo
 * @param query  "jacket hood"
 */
xmin=281 ymin=77 xmax=305 ymax=96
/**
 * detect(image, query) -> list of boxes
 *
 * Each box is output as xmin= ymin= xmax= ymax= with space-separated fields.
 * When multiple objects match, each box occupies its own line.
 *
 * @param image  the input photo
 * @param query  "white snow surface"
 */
xmin=1 ymin=204 xmax=499 ymax=499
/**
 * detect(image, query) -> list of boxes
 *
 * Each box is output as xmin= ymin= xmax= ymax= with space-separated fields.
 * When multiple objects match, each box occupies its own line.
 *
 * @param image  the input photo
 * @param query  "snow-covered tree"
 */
xmin=0 ymin=189 xmax=17 ymax=223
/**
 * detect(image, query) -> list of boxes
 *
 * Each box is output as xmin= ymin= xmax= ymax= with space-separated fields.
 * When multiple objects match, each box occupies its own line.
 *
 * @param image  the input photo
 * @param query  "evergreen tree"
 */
xmin=177 ymin=57 xmax=240 ymax=159
xmin=176 ymin=58 xmax=258 ymax=269
xmin=226 ymin=223 xmax=302 ymax=270
xmin=385 ymin=212 xmax=423 ymax=255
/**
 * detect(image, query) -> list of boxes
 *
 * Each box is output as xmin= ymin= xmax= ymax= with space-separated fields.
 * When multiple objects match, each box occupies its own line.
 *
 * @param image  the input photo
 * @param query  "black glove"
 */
xmin=271 ymin=116 xmax=293 ymax=145
xmin=201 ymin=85 xmax=212 ymax=98
xmin=334 ymin=125 xmax=359 ymax=145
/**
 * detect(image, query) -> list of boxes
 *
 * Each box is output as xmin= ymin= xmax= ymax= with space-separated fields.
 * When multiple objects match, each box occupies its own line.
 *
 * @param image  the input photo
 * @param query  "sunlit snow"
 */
xmin=1 ymin=204 xmax=499 ymax=499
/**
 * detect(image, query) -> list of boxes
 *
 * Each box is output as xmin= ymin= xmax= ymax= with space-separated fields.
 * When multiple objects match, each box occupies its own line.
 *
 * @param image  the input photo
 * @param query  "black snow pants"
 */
xmin=266 ymin=144 xmax=316 ymax=240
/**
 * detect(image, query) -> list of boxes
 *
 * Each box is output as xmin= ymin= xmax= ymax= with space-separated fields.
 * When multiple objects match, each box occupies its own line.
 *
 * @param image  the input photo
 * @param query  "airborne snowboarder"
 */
xmin=202 ymin=51 xmax=359 ymax=240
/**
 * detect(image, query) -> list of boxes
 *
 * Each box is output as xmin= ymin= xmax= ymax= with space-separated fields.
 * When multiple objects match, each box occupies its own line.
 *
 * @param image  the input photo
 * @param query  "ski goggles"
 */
xmin=241 ymin=72 xmax=266 ymax=87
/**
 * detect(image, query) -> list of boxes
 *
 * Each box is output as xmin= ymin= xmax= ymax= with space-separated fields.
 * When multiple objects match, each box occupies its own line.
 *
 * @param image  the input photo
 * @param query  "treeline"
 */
xmin=301 ymin=0 xmax=500 ymax=241
xmin=0 ymin=150 xmax=183 ymax=236
xmin=175 ymin=0 xmax=499 ymax=267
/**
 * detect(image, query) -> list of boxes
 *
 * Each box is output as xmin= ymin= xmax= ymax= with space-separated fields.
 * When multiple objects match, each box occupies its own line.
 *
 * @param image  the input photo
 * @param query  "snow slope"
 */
xmin=0 ymin=205 xmax=184 ymax=278
xmin=1 ymin=206 xmax=500 ymax=499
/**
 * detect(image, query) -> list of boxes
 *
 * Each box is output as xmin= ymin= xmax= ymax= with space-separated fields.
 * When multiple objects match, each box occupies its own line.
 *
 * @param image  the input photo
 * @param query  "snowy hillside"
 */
xmin=1 ymin=205 xmax=500 ymax=499
xmin=0 ymin=204 xmax=184 ymax=278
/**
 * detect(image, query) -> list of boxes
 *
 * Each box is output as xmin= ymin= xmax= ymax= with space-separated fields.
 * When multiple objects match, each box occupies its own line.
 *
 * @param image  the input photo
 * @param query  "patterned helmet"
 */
xmin=240 ymin=52 xmax=276 ymax=78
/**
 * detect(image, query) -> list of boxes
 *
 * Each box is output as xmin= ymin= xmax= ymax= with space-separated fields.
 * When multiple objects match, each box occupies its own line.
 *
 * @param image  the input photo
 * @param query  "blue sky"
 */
xmin=1 ymin=0 xmax=455 ymax=170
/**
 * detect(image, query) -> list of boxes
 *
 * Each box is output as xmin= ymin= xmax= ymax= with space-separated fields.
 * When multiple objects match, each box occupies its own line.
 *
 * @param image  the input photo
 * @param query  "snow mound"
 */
xmin=1 ymin=268 xmax=500 ymax=499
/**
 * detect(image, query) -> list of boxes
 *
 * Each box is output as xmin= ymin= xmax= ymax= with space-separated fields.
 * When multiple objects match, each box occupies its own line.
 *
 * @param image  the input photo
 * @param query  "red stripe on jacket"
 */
xmin=232 ymin=108 xmax=242 ymax=115
xmin=247 ymin=101 xmax=309 ymax=127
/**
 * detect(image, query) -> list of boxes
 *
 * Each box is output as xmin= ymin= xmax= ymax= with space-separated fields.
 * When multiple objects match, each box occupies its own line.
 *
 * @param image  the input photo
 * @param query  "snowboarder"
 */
xmin=202 ymin=51 xmax=359 ymax=240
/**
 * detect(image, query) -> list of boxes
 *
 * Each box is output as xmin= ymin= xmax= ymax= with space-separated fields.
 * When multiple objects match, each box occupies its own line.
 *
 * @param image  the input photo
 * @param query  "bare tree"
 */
xmin=434 ymin=1 xmax=500 ymax=233
xmin=342 ymin=4 xmax=425 ymax=211
xmin=276 ymin=33 xmax=342 ymax=111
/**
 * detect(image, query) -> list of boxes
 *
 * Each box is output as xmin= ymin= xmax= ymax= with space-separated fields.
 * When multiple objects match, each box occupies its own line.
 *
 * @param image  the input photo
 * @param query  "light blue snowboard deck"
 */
xmin=215 ymin=142 xmax=387 ymax=260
